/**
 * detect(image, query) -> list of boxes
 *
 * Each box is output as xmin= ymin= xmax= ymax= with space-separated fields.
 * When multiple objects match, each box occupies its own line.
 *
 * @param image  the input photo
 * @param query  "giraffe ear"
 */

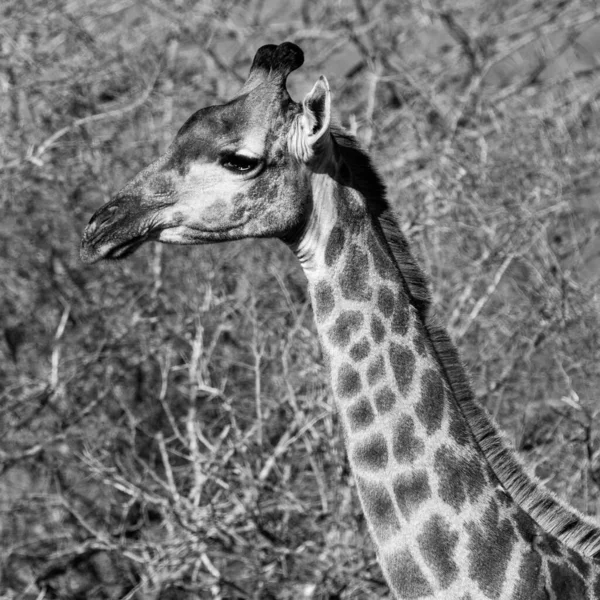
xmin=302 ymin=76 xmax=331 ymax=139
xmin=289 ymin=76 xmax=331 ymax=162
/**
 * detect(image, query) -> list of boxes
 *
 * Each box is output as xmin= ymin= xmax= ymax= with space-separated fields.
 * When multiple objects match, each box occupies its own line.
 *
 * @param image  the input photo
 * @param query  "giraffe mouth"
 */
xmin=80 ymin=215 xmax=155 ymax=263
xmin=103 ymin=234 xmax=150 ymax=260
xmin=80 ymin=233 xmax=148 ymax=264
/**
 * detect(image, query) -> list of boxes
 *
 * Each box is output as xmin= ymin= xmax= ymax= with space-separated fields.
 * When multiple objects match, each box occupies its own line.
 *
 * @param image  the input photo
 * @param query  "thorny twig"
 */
xmin=1 ymin=63 xmax=161 ymax=171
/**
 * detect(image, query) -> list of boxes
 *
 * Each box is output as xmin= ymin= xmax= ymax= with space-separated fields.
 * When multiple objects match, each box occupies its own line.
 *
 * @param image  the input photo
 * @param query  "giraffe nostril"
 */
xmin=96 ymin=205 xmax=119 ymax=227
xmin=87 ymin=204 xmax=120 ymax=236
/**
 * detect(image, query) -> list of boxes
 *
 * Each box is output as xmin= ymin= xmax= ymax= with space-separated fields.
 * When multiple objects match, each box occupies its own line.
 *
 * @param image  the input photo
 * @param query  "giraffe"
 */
xmin=80 ymin=42 xmax=600 ymax=599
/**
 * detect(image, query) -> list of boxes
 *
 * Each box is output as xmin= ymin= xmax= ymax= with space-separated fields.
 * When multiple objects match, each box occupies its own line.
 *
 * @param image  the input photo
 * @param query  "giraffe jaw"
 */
xmin=80 ymin=218 xmax=242 ymax=264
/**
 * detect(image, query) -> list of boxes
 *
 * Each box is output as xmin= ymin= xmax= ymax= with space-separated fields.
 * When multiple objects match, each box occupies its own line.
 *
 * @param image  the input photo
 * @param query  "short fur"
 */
xmin=330 ymin=128 xmax=600 ymax=559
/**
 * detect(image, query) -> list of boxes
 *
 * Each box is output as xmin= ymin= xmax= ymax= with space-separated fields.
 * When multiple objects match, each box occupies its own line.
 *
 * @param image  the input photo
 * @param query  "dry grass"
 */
xmin=1 ymin=0 xmax=600 ymax=598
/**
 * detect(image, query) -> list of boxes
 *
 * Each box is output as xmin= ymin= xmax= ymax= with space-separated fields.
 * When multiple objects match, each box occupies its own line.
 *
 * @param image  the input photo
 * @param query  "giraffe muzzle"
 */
xmin=84 ymin=204 xmax=119 ymax=237
xmin=80 ymin=197 xmax=151 ymax=263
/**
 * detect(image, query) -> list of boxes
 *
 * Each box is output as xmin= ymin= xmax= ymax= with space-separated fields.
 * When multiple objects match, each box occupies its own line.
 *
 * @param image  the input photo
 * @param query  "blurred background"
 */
xmin=1 ymin=0 xmax=600 ymax=598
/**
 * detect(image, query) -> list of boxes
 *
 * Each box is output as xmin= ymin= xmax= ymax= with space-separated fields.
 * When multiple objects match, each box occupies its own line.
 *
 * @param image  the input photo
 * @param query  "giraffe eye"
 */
xmin=220 ymin=154 xmax=261 ymax=173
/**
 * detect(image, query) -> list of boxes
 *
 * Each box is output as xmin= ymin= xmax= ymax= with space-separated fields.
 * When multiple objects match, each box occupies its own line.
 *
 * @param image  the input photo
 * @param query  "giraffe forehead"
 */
xmin=172 ymin=106 xmax=254 ymax=157
xmin=235 ymin=127 xmax=270 ymax=157
xmin=168 ymin=93 xmax=296 ymax=173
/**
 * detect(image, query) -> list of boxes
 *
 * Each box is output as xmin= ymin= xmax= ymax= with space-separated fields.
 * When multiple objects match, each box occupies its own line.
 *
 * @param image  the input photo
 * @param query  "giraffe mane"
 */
xmin=329 ymin=126 xmax=600 ymax=559
xmin=330 ymin=126 xmax=431 ymax=316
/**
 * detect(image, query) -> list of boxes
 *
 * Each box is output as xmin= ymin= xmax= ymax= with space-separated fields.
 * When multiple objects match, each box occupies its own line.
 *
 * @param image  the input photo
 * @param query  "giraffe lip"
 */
xmin=104 ymin=235 xmax=149 ymax=260
xmin=80 ymin=231 xmax=150 ymax=263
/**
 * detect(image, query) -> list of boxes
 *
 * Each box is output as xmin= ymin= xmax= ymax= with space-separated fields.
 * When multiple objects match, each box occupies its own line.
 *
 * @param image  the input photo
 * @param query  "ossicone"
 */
xmin=239 ymin=41 xmax=304 ymax=94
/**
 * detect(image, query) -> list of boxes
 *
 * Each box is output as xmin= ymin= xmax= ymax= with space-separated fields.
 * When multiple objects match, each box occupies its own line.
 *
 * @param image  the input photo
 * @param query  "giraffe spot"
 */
xmin=313 ymin=281 xmax=335 ymax=322
xmin=415 ymin=369 xmax=444 ymax=434
xmin=393 ymin=470 xmax=431 ymax=518
xmin=548 ymin=561 xmax=587 ymax=600
xmin=329 ymin=311 xmax=364 ymax=348
xmin=418 ymin=514 xmax=459 ymax=589
xmin=392 ymin=414 xmax=424 ymax=464
xmin=339 ymin=244 xmax=372 ymax=302
xmin=466 ymin=500 xmax=516 ymax=598
xmin=248 ymin=168 xmax=280 ymax=194
xmin=389 ymin=343 xmax=416 ymax=395
xmin=413 ymin=319 xmax=428 ymax=356
xmin=485 ymin=496 xmax=500 ymax=523
xmin=374 ymin=387 xmax=396 ymax=414
xmin=229 ymin=201 xmax=250 ymax=224
xmin=513 ymin=507 xmax=539 ymax=544
xmin=462 ymin=453 xmax=486 ymax=502
xmin=377 ymin=287 xmax=395 ymax=318
xmin=371 ymin=316 xmax=385 ymax=344
xmin=367 ymin=232 xmax=398 ymax=281
xmin=495 ymin=485 xmax=512 ymax=508
xmin=385 ymin=548 xmax=433 ymax=599
xmin=448 ymin=405 xmax=472 ymax=446
xmin=349 ymin=338 xmax=370 ymax=362
xmin=356 ymin=477 xmax=401 ymax=543
xmin=391 ymin=300 xmax=410 ymax=337
xmin=353 ymin=433 xmax=388 ymax=471
xmin=533 ymin=531 xmax=563 ymax=558
xmin=512 ymin=550 xmax=544 ymax=600
xmin=337 ymin=364 xmax=361 ymax=399
xmin=367 ymin=355 xmax=385 ymax=385
xmin=566 ymin=548 xmax=590 ymax=580
xmin=168 ymin=134 xmax=207 ymax=175
xmin=434 ymin=446 xmax=486 ymax=511
xmin=324 ymin=224 xmax=345 ymax=267
xmin=348 ymin=397 xmax=375 ymax=432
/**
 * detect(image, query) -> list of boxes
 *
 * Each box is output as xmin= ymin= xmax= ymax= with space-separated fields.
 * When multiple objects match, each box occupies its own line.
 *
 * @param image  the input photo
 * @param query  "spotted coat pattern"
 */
xmin=307 ymin=221 xmax=600 ymax=599
xmin=79 ymin=38 xmax=600 ymax=600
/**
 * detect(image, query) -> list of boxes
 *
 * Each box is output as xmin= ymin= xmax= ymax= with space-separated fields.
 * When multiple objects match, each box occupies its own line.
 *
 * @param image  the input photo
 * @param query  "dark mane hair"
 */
xmin=330 ymin=127 xmax=600 ymax=558
xmin=331 ymin=126 xmax=431 ymax=317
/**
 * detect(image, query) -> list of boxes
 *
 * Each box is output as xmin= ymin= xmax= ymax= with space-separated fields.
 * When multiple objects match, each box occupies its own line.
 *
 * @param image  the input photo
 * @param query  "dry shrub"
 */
xmin=1 ymin=1 xmax=599 ymax=598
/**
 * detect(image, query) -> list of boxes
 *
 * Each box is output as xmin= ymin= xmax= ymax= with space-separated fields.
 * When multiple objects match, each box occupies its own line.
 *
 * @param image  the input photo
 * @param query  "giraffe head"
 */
xmin=80 ymin=42 xmax=333 ymax=263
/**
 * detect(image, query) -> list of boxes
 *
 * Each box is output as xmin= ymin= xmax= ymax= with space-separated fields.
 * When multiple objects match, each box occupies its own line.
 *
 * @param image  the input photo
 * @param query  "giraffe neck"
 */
xmin=300 ymin=212 xmax=495 ymax=597
xmin=290 ymin=150 xmax=599 ymax=598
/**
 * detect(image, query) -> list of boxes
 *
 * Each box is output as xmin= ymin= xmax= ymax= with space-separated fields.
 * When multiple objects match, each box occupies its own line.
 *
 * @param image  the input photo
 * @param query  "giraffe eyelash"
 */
xmin=219 ymin=153 xmax=263 ymax=173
